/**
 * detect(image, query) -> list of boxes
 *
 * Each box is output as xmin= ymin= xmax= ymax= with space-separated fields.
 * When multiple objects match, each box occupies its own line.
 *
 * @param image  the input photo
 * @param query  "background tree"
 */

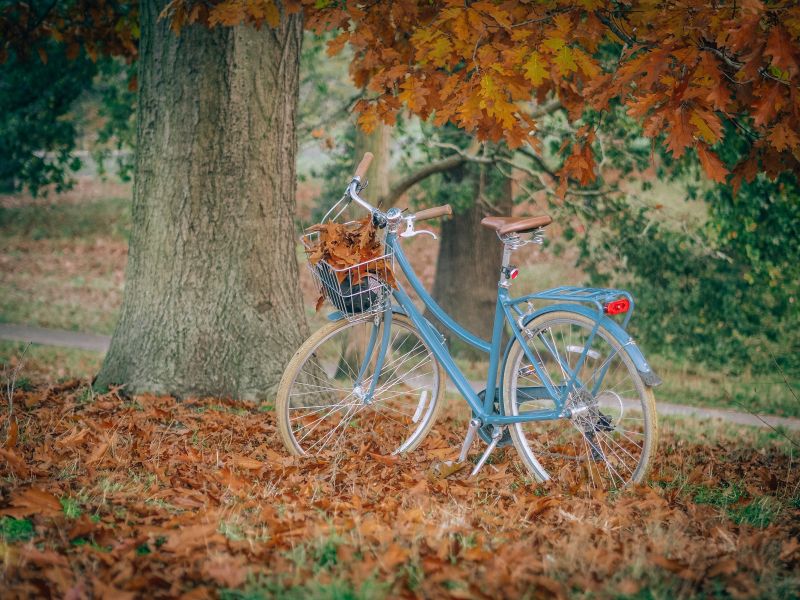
xmin=0 ymin=42 xmax=96 ymax=194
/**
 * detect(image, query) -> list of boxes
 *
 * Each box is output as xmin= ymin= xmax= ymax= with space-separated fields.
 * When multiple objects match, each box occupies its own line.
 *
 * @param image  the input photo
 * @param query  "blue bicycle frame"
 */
xmin=342 ymin=229 xmax=661 ymax=427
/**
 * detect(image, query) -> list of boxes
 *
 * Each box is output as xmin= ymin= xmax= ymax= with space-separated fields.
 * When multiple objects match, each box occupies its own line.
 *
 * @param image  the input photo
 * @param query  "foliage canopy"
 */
xmin=4 ymin=1 xmax=799 ymax=191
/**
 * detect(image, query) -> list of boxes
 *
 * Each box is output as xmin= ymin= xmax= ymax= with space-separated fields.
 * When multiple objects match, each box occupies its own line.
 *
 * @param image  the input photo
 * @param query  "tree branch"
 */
xmin=529 ymin=98 xmax=562 ymax=119
xmin=377 ymin=140 xmax=491 ymax=206
xmin=297 ymin=91 xmax=362 ymax=140
xmin=378 ymin=153 xmax=467 ymax=207
xmin=594 ymin=11 xmax=644 ymax=49
xmin=516 ymin=146 xmax=558 ymax=179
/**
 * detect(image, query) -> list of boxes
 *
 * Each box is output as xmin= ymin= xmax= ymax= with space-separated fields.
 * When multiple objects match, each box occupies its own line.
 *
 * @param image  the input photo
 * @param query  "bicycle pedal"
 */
xmin=429 ymin=459 xmax=469 ymax=479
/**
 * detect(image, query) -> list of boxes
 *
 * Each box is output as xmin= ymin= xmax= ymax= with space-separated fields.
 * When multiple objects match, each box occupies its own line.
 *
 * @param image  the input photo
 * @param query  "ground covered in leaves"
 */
xmin=1 ymin=383 xmax=798 ymax=599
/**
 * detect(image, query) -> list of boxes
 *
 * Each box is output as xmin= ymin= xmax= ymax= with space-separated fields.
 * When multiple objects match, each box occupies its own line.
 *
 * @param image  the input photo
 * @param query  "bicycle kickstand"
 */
xmin=430 ymin=419 xmax=505 ymax=479
xmin=429 ymin=418 xmax=480 ymax=479
xmin=470 ymin=425 xmax=503 ymax=478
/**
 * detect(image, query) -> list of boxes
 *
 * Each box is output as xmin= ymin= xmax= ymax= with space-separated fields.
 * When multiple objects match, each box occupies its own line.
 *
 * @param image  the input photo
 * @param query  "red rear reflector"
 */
xmin=604 ymin=298 xmax=630 ymax=315
xmin=510 ymin=268 xmax=519 ymax=280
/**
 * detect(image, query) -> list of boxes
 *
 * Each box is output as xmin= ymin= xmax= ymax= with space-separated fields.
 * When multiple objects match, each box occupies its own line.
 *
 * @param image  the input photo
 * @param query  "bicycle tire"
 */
xmin=277 ymin=313 xmax=445 ymax=457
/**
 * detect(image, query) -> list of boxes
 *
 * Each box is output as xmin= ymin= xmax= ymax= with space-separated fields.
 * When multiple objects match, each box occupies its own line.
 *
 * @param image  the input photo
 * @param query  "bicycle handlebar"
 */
xmin=413 ymin=204 xmax=453 ymax=221
xmin=347 ymin=152 xmax=452 ymax=227
xmin=353 ymin=152 xmax=374 ymax=180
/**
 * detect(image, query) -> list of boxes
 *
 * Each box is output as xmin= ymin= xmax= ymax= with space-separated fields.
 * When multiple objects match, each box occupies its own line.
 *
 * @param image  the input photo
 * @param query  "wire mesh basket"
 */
xmin=301 ymin=228 xmax=395 ymax=321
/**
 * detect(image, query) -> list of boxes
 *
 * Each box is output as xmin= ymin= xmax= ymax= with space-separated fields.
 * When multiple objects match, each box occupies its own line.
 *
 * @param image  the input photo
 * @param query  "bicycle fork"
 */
xmin=351 ymin=309 xmax=393 ymax=404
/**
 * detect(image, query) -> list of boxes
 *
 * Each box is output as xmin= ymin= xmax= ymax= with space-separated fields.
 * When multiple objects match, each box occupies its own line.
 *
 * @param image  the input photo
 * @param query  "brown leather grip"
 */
xmin=354 ymin=152 xmax=374 ymax=179
xmin=413 ymin=204 xmax=453 ymax=221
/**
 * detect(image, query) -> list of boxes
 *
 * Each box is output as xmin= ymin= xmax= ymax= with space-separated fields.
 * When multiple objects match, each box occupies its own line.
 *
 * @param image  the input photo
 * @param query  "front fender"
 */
xmin=500 ymin=303 xmax=661 ymax=389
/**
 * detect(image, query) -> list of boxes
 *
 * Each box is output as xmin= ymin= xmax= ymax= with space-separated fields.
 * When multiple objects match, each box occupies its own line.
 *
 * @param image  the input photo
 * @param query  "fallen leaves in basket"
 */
xmin=305 ymin=215 xmax=397 ymax=311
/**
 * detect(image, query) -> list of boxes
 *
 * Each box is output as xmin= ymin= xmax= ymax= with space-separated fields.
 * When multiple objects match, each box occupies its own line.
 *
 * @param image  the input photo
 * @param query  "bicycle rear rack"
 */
xmin=524 ymin=286 xmax=635 ymax=328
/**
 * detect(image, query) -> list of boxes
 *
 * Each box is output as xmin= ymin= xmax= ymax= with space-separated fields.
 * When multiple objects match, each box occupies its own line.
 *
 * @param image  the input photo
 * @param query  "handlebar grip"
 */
xmin=413 ymin=204 xmax=453 ymax=221
xmin=353 ymin=152 xmax=374 ymax=180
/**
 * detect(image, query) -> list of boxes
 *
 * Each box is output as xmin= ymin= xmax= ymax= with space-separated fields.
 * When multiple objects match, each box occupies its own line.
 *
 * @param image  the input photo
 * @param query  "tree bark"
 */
xmin=429 ymin=171 xmax=513 ymax=350
xmin=355 ymin=120 xmax=392 ymax=202
xmin=96 ymin=0 xmax=307 ymax=399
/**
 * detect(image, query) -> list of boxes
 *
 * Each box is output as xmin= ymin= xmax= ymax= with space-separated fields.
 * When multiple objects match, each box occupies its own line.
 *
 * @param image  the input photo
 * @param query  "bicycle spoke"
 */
xmin=282 ymin=316 xmax=441 ymax=456
xmin=507 ymin=314 xmax=654 ymax=491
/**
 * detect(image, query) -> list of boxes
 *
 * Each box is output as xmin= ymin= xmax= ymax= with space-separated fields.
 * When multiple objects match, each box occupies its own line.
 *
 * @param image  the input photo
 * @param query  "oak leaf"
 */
xmin=231 ymin=455 xmax=265 ymax=470
xmin=1 ymin=487 xmax=62 ymax=517
xmin=767 ymin=122 xmax=800 ymax=152
xmin=554 ymin=45 xmax=578 ymax=76
xmin=665 ymin=108 xmax=693 ymax=158
xmin=697 ymin=145 xmax=729 ymax=184
xmin=208 ymin=1 xmax=245 ymax=26
xmin=524 ymin=51 xmax=548 ymax=86
xmin=765 ymin=25 xmax=799 ymax=75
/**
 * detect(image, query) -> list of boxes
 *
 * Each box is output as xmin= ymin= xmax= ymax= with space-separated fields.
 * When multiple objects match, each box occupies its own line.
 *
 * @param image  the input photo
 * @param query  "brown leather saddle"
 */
xmin=480 ymin=215 xmax=552 ymax=236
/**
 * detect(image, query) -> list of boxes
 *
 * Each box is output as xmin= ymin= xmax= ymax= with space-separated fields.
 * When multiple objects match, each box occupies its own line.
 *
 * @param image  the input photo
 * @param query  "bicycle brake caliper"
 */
xmin=517 ymin=300 xmax=535 ymax=334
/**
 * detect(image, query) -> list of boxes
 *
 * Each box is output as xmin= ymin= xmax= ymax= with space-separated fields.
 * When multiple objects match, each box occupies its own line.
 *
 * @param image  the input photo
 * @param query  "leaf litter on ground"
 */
xmin=0 ymin=381 xmax=798 ymax=599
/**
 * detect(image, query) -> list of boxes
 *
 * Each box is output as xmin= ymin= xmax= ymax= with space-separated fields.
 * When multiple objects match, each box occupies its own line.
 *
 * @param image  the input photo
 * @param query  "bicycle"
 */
xmin=277 ymin=152 xmax=660 ymax=490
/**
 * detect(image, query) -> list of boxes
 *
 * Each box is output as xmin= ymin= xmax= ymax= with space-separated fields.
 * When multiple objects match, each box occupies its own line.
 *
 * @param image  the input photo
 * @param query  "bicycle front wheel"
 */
xmin=502 ymin=311 xmax=658 ymax=490
xmin=276 ymin=313 xmax=444 ymax=457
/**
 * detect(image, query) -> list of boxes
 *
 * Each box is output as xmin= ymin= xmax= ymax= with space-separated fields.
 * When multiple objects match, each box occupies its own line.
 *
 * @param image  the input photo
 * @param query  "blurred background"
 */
xmin=2 ymin=32 xmax=798 ymax=419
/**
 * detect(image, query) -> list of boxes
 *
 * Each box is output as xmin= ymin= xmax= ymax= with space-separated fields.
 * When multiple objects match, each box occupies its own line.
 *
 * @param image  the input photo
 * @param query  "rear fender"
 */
xmin=500 ymin=303 xmax=661 ymax=393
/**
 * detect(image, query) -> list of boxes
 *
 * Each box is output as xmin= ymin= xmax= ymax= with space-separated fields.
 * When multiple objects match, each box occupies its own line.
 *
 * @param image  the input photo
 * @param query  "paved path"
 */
xmin=2 ymin=323 xmax=798 ymax=432
xmin=0 ymin=323 xmax=110 ymax=353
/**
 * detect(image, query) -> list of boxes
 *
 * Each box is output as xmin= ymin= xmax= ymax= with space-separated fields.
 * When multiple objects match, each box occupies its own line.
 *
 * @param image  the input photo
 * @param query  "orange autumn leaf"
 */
xmin=1 ymin=487 xmax=62 ymax=517
xmin=697 ymin=145 xmax=729 ymax=184
xmin=305 ymin=216 xmax=397 ymax=311
xmin=6 ymin=1 xmax=800 ymax=184
xmin=0 ymin=381 xmax=797 ymax=598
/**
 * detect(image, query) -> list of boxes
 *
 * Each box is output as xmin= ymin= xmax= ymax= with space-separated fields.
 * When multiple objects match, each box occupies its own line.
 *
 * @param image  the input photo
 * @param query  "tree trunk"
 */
xmin=355 ymin=121 xmax=391 ymax=202
xmin=429 ymin=172 xmax=513 ymax=349
xmin=96 ymin=0 xmax=307 ymax=399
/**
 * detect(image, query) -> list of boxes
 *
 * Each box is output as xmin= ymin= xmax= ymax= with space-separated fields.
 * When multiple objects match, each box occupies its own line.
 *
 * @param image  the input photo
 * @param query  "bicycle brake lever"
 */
xmin=401 ymin=229 xmax=437 ymax=240
xmin=400 ymin=218 xmax=437 ymax=240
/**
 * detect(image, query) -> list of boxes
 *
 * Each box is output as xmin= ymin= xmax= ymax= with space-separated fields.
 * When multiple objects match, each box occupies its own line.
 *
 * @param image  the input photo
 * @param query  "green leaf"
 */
xmin=554 ymin=45 xmax=577 ymax=76
xmin=524 ymin=51 xmax=548 ymax=86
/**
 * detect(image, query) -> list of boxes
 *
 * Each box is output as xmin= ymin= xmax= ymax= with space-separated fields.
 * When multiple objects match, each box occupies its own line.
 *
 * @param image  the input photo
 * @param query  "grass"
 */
xmin=653 ymin=414 xmax=798 ymax=531
xmin=658 ymin=412 xmax=798 ymax=456
xmin=220 ymin=577 xmax=387 ymax=600
xmin=0 ymin=340 xmax=103 ymax=383
xmin=217 ymin=535 xmax=389 ymax=600
xmin=651 ymin=355 xmax=800 ymax=418
xmin=60 ymin=496 xmax=82 ymax=519
xmin=730 ymin=496 xmax=784 ymax=528
xmin=0 ymin=195 xmax=129 ymax=334
xmin=445 ymin=348 xmax=800 ymax=418
xmin=0 ymin=196 xmax=131 ymax=241
xmin=0 ymin=517 xmax=35 ymax=543
xmin=1 ymin=184 xmax=798 ymax=419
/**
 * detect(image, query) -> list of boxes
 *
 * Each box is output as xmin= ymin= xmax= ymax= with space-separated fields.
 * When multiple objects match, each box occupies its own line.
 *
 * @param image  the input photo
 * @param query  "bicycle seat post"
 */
xmin=498 ymin=233 xmax=521 ymax=288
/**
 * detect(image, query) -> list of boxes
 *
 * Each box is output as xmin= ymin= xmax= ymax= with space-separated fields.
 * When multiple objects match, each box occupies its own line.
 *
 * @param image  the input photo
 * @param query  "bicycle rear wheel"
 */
xmin=502 ymin=311 xmax=657 ymax=490
xmin=277 ymin=313 xmax=444 ymax=457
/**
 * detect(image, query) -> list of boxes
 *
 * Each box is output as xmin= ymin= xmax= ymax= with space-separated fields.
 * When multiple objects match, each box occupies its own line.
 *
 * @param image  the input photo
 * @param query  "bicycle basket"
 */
xmin=301 ymin=225 xmax=395 ymax=320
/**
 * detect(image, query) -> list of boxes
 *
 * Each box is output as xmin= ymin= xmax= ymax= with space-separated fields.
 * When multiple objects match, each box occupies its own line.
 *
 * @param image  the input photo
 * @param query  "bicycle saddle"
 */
xmin=480 ymin=215 xmax=553 ymax=236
